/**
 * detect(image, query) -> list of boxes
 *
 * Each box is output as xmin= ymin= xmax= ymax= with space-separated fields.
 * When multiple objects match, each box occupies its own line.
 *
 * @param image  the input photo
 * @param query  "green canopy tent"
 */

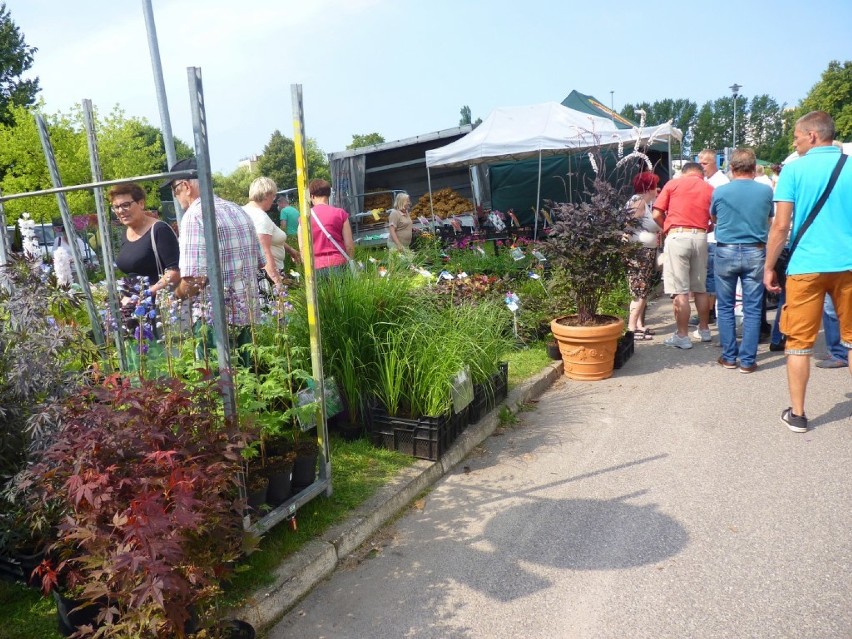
xmin=560 ymin=90 xmax=637 ymax=129
xmin=487 ymin=93 xmax=673 ymax=227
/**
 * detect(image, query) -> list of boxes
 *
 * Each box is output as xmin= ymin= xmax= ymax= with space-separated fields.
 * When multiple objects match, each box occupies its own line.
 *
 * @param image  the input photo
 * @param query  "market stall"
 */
xmin=425 ymin=100 xmax=683 ymax=239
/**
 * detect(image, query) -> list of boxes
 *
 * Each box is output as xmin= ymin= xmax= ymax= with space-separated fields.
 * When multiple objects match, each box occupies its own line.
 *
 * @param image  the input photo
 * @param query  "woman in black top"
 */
xmin=108 ymin=183 xmax=180 ymax=296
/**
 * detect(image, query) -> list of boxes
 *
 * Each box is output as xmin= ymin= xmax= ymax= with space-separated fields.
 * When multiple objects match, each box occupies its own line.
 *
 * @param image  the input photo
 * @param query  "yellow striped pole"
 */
xmin=291 ymin=84 xmax=331 ymax=495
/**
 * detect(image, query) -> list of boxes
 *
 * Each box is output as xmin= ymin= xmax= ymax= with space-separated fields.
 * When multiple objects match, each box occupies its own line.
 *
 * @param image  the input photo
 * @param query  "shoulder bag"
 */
xmin=310 ymin=208 xmax=358 ymax=272
xmin=783 ymin=154 xmax=847 ymax=273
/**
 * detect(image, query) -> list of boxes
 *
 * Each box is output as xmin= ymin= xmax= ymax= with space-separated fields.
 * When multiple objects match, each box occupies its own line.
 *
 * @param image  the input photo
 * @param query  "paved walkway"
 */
xmin=267 ymin=297 xmax=852 ymax=639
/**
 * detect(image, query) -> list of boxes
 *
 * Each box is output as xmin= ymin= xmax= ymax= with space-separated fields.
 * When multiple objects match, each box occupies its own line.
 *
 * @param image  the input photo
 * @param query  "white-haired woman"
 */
xmin=387 ymin=192 xmax=413 ymax=252
xmin=243 ymin=176 xmax=300 ymax=286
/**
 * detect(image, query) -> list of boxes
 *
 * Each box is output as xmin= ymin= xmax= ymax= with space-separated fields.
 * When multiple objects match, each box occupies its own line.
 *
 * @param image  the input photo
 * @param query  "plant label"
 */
xmin=451 ymin=367 xmax=474 ymax=413
xmin=296 ymin=377 xmax=344 ymax=431
xmin=528 ymin=272 xmax=541 ymax=280
xmin=532 ymin=250 xmax=547 ymax=262
xmin=475 ymin=246 xmax=486 ymax=256
xmin=510 ymin=247 xmax=525 ymax=261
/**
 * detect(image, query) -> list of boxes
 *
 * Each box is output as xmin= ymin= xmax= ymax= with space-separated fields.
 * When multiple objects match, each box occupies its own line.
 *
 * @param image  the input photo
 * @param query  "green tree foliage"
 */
xmin=0 ymin=3 xmax=40 ymax=126
xmin=347 ymin=132 xmax=385 ymax=150
xmin=745 ymin=94 xmax=785 ymax=161
xmin=797 ymin=60 xmax=852 ymax=139
xmin=0 ymin=104 xmax=165 ymax=224
xmin=620 ymin=98 xmax=697 ymax=156
xmin=459 ymin=105 xmax=481 ymax=128
xmin=212 ymin=165 xmax=255 ymax=203
xmin=256 ymin=130 xmax=329 ymax=192
xmin=135 ymin=123 xmax=195 ymax=170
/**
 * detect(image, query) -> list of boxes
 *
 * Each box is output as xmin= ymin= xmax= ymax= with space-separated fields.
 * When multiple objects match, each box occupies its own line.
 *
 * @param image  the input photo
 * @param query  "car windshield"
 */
xmin=32 ymin=225 xmax=56 ymax=245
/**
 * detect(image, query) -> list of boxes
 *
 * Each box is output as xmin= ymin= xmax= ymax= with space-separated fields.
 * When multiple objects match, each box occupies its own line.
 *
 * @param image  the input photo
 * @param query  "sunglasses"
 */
xmin=171 ymin=180 xmax=187 ymax=195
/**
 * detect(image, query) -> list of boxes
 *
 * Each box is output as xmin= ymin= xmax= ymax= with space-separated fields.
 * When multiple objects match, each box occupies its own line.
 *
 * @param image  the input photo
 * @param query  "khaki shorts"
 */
xmin=781 ymin=271 xmax=852 ymax=354
xmin=663 ymin=231 xmax=708 ymax=295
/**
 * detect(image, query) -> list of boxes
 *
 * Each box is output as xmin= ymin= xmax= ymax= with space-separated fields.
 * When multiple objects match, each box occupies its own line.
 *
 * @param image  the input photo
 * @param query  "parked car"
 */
xmin=5 ymin=224 xmax=98 ymax=265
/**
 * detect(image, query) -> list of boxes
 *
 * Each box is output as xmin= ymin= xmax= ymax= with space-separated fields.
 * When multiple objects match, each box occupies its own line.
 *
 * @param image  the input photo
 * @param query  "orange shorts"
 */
xmin=781 ymin=271 xmax=852 ymax=354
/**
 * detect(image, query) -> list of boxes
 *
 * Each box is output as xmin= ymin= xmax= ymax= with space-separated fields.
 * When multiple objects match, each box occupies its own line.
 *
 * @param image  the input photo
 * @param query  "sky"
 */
xmin=9 ymin=0 xmax=852 ymax=175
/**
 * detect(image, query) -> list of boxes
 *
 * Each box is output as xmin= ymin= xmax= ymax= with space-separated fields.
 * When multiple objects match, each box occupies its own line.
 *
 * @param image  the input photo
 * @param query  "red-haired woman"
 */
xmin=626 ymin=171 xmax=661 ymax=339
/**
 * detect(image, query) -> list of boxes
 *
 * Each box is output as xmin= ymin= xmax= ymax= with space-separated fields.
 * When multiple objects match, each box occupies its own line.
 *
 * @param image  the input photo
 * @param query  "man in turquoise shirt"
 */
xmin=278 ymin=193 xmax=300 ymax=235
xmin=765 ymin=111 xmax=852 ymax=433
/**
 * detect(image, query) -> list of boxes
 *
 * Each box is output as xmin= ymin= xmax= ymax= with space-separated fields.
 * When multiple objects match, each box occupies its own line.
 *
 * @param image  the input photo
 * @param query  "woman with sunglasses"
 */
xmin=108 ymin=182 xmax=181 ymax=296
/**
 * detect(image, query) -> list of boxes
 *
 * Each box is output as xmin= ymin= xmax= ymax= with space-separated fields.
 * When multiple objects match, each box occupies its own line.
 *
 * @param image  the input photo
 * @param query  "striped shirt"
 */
xmin=179 ymin=195 xmax=264 ymax=326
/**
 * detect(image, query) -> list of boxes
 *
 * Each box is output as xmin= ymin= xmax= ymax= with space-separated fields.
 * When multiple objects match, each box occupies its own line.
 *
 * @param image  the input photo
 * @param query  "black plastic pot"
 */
xmin=246 ymin=477 xmax=269 ymax=511
xmin=223 ymin=619 xmax=256 ymax=639
xmin=291 ymin=449 xmax=318 ymax=494
xmin=266 ymin=463 xmax=294 ymax=506
xmin=54 ymin=590 xmax=105 ymax=637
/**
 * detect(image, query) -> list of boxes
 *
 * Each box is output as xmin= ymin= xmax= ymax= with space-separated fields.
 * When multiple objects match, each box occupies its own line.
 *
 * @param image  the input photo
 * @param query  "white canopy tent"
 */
xmin=424 ymin=101 xmax=683 ymax=239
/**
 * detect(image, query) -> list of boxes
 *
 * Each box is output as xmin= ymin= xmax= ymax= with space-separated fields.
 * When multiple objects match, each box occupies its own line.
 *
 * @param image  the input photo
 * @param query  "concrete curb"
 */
xmin=236 ymin=360 xmax=564 ymax=631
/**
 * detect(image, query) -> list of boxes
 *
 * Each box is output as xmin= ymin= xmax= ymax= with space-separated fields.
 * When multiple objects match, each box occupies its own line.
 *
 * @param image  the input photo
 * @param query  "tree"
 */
xmin=256 ymin=130 xmax=330 ymax=193
xmin=797 ymin=60 xmax=852 ymax=139
xmin=620 ymin=98 xmax=697 ymax=156
xmin=0 ymin=3 xmax=40 ymax=125
xmin=744 ymin=94 xmax=784 ymax=160
xmin=347 ymin=132 xmax=385 ymax=150
xmin=0 ymin=104 xmax=165 ymax=224
xmin=211 ymin=166 xmax=255 ymax=203
xmin=135 ymin=123 xmax=195 ymax=170
xmin=459 ymin=105 xmax=481 ymax=128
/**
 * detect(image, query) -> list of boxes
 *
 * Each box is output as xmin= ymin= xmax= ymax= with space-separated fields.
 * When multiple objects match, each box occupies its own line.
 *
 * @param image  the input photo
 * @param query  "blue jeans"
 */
xmin=823 ymin=295 xmax=848 ymax=363
xmin=714 ymin=245 xmax=765 ymax=367
xmin=705 ymin=242 xmax=716 ymax=294
xmin=771 ymin=288 xmax=786 ymax=345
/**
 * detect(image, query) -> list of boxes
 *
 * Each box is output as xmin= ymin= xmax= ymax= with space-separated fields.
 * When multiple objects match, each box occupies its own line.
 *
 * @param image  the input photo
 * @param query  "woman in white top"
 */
xmin=243 ymin=177 xmax=300 ymax=286
xmin=625 ymin=172 xmax=662 ymax=340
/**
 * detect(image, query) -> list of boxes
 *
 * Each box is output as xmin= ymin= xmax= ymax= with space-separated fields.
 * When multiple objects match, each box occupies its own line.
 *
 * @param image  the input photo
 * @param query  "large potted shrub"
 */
xmin=546 ymin=146 xmax=645 ymax=380
xmin=17 ymin=375 xmax=249 ymax=638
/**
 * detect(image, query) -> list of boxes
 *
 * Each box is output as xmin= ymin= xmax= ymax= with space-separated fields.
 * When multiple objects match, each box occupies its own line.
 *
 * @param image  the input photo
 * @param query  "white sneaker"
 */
xmin=664 ymin=333 xmax=693 ymax=349
xmin=691 ymin=328 xmax=712 ymax=342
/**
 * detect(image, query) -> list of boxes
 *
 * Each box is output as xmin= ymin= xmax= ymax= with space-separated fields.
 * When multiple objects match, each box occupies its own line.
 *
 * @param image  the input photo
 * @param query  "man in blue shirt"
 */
xmin=711 ymin=148 xmax=774 ymax=374
xmin=765 ymin=111 xmax=852 ymax=432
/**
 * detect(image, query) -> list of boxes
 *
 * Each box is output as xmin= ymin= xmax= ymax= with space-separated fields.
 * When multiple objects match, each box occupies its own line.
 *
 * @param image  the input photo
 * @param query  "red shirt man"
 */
xmin=652 ymin=163 xmax=714 ymax=349
xmin=653 ymin=169 xmax=713 ymax=233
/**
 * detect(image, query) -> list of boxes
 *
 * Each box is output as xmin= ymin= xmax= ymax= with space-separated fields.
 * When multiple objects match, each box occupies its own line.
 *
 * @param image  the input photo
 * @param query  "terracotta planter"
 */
xmin=550 ymin=315 xmax=625 ymax=381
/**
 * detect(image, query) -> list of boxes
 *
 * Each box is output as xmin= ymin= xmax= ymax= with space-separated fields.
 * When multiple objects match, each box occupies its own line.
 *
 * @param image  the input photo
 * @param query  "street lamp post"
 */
xmin=730 ymin=83 xmax=742 ymax=148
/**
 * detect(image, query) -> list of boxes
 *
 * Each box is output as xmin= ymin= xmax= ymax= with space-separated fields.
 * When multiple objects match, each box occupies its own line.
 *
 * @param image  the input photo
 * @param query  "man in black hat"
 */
xmin=161 ymin=158 xmax=263 ymax=330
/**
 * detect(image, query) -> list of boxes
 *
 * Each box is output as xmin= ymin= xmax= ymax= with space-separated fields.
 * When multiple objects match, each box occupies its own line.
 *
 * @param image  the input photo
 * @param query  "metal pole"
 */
xmin=142 ymin=0 xmax=184 ymax=226
xmin=0 ymin=170 xmax=197 ymax=203
xmin=187 ymin=67 xmax=236 ymax=421
xmin=292 ymin=83 xmax=332 ymax=497
xmin=426 ymin=167 xmax=435 ymax=228
xmin=0 ymin=192 xmax=9 ymax=266
xmin=35 ymin=114 xmax=106 ymax=348
xmin=534 ymin=149 xmax=542 ymax=242
xmin=82 ymin=99 xmax=128 ymax=371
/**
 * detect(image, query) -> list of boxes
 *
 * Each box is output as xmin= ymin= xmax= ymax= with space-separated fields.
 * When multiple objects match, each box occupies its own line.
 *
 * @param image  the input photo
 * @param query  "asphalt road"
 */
xmin=268 ymin=299 xmax=852 ymax=639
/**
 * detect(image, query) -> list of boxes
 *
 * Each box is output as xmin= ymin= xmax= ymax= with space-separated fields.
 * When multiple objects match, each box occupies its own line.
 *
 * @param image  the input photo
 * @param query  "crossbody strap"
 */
xmin=150 ymin=221 xmax=164 ymax=275
xmin=786 ymin=154 xmax=847 ymax=265
xmin=310 ymin=208 xmax=351 ymax=262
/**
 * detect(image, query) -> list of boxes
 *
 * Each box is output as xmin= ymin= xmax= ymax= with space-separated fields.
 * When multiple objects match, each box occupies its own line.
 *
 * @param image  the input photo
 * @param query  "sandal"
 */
xmin=639 ymin=327 xmax=655 ymax=336
xmin=633 ymin=329 xmax=652 ymax=340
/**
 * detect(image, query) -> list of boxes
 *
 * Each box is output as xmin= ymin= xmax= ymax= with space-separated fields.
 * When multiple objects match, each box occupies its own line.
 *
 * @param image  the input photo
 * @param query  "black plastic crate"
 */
xmin=613 ymin=332 xmax=635 ymax=370
xmin=468 ymin=362 xmax=509 ymax=425
xmin=368 ymin=404 xmax=467 ymax=461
